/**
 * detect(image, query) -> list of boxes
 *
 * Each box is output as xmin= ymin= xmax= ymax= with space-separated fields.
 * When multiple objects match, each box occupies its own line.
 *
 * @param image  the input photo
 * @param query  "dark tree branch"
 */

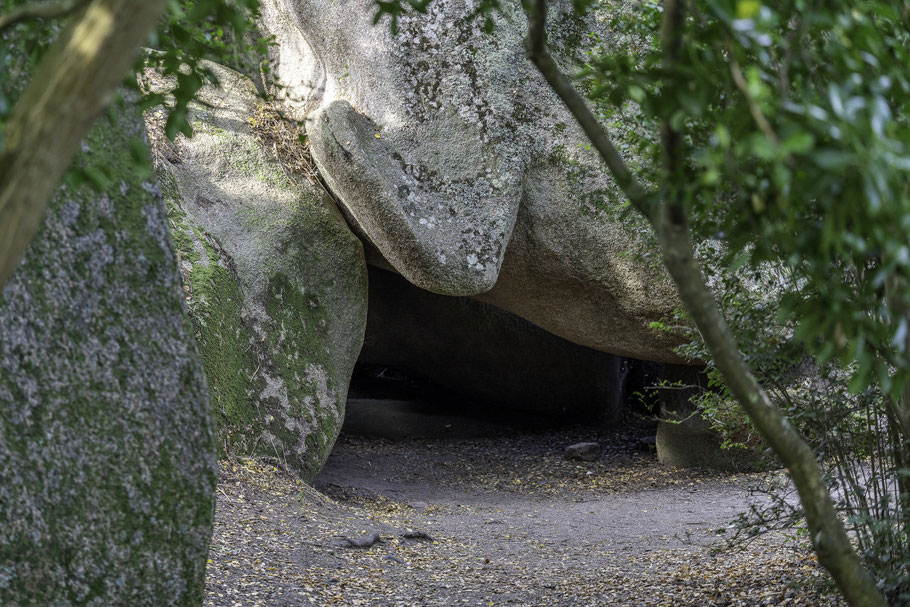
xmin=524 ymin=0 xmax=886 ymax=605
xmin=522 ymin=0 xmax=656 ymax=221
xmin=0 ymin=0 xmax=89 ymax=33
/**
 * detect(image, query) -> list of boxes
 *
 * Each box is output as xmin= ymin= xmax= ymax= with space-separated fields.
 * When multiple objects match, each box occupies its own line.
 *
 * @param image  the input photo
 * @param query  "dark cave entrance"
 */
xmin=342 ymin=266 xmax=666 ymax=441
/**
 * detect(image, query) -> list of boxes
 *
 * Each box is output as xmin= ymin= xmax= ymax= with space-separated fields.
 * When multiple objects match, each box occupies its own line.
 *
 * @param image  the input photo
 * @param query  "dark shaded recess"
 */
xmin=348 ymin=362 xmax=569 ymax=436
xmin=620 ymin=358 xmax=664 ymax=416
xmin=356 ymin=266 xmax=625 ymax=423
xmin=655 ymin=364 xmax=766 ymax=471
xmin=349 ymin=363 xmax=463 ymax=403
xmin=658 ymin=363 xmax=711 ymax=414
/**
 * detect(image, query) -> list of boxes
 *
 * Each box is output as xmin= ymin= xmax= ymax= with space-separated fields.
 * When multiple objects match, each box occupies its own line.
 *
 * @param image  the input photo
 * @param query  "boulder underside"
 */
xmin=261 ymin=0 xmax=686 ymax=363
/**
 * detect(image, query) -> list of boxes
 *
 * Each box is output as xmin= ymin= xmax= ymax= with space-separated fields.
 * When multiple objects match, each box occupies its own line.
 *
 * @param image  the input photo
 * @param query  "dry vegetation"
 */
xmin=248 ymin=103 xmax=318 ymax=187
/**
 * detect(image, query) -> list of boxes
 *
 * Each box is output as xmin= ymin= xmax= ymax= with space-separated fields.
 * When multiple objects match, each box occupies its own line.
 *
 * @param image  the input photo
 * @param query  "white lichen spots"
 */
xmin=305 ymin=363 xmax=335 ymax=414
xmin=260 ymin=374 xmax=287 ymax=407
xmin=98 ymin=194 xmax=114 ymax=218
xmin=140 ymin=181 xmax=161 ymax=197
xmin=190 ymin=234 xmax=210 ymax=268
xmin=59 ymin=201 xmax=81 ymax=227
xmin=282 ymin=363 xmax=338 ymax=457
xmin=466 ymin=253 xmax=478 ymax=266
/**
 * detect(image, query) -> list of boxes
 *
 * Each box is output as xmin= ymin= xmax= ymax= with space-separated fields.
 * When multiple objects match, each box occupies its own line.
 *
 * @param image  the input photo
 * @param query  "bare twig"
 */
xmin=338 ymin=530 xmax=382 ymax=548
xmin=726 ymin=42 xmax=780 ymax=145
xmin=648 ymin=383 xmax=701 ymax=391
xmin=400 ymin=530 xmax=437 ymax=542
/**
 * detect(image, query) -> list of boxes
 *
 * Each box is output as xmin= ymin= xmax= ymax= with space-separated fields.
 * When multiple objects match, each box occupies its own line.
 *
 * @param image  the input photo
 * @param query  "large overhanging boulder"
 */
xmin=259 ymin=0 xmax=686 ymax=362
xmin=146 ymin=62 xmax=369 ymax=481
xmin=0 ymin=99 xmax=215 ymax=605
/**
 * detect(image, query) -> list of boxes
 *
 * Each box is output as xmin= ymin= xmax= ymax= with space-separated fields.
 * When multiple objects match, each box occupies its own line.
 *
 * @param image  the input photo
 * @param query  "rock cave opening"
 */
xmin=339 ymin=266 xmax=667 ymax=445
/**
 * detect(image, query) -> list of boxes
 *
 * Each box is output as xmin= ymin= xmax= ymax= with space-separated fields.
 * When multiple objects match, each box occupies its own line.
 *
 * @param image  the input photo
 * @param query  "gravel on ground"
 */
xmin=204 ymin=423 xmax=842 ymax=607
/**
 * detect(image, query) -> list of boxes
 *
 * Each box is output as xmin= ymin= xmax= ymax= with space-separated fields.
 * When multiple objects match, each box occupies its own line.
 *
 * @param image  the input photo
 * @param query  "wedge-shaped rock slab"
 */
xmin=261 ymin=0 xmax=685 ymax=360
xmin=308 ymin=99 xmax=519 ymax=295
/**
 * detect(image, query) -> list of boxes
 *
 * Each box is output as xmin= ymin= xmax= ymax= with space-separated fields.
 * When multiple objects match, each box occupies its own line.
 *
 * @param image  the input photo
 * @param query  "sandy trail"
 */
xmin=204 ymin=411 xmax=840 ymax=607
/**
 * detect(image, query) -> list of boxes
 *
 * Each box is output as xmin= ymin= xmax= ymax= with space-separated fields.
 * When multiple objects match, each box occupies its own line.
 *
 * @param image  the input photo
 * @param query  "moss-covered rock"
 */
xmin=147 ymin=63 xmax=368 ymax=481
xmin=0 ymin=99 xmax=216 ymax=605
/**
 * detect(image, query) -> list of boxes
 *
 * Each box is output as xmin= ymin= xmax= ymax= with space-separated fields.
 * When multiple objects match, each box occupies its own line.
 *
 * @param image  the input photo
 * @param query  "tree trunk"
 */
xmin=0 ymin=0 xmax=169 ymax=286
xmin=653 ymin=198 xmax=885 ymax=607
xmin=524 ymin=0 xmax=887 ymax=604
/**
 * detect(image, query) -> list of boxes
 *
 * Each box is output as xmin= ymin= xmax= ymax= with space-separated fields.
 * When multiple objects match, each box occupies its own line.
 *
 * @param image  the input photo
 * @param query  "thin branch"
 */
xmin=648 ymin=383 xmax=701 ymax=391
xmin=726 ymin=42 xmax=780 ymax=145
xmin=522 ymin=0 xmax=656 ymax=221
xmin=0 ymin=0 xmax=89 ymax=33
xmin=522 ymin=1 xmax=887 ymax=604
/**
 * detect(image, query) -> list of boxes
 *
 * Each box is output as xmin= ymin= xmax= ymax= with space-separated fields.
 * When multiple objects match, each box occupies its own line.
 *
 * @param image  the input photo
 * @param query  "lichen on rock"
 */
xmin=260 ymin=0 xmax=685 ymax=361
xmin=147 ymin=61 xmax=368 ymax=482
xmin=0 ymin=97 xmax=216 ymax=606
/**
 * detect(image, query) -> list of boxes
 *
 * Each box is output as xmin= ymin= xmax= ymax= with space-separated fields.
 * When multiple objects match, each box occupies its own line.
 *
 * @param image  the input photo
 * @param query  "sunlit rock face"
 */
xmin=260 ymin=0 xmax=686 ymax=362
xmin=147 ymin=63 xmax=369 ymax=482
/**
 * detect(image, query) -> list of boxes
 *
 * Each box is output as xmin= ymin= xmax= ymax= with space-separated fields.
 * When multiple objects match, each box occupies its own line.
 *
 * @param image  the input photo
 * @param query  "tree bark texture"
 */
xmin=0 ymin=0 xmax=168 ymax=286
xmin=524 ymin=0 xmax=886 ymax=604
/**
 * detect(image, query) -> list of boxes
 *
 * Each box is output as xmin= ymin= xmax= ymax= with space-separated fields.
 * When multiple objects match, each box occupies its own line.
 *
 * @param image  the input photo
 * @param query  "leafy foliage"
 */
xmin=139 ymin=0 xmax=269 ymax=139
xmin=585 ymin=0 xmax=910 ymax=395
xmin=579 ymin=1 xmax=910 ymax=601
xmin=370 ymin=0 xmax=910 ymax=599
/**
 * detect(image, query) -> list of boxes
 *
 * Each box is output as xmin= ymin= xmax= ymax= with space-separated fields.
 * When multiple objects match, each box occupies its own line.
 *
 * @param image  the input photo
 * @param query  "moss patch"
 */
xmin=0 ymin=98 xmax=215 ymax=606
xmin=149 ymin=64 xmax=367 ymax=482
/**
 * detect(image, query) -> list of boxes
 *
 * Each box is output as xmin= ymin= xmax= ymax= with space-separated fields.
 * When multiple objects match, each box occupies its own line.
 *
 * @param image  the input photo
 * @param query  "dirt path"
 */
xmin=204 ymin=419 xmax=842 ymax=607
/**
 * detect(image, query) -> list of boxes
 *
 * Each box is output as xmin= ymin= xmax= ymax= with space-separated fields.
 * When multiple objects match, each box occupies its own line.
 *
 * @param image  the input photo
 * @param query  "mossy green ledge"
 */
xmin=0 ymin=98 xmax=216 ymax=605
xmin=147 ymin=62 xmax=368 ymax=482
